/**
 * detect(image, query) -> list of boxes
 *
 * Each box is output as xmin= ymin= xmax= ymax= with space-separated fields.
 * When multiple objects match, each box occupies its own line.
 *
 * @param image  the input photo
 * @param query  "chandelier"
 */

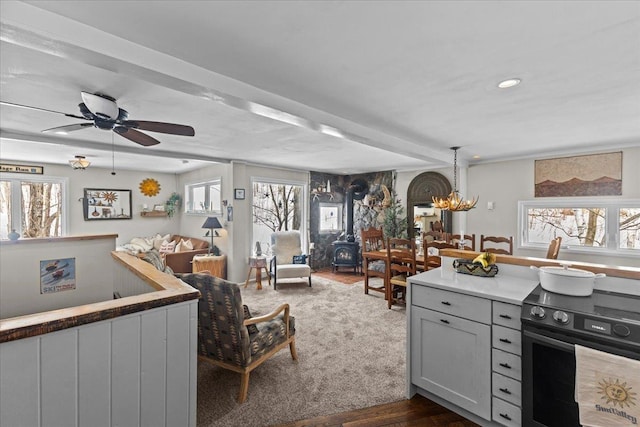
xmin=432 ymin=147 xmax=478 ymax=211
xmin=69 ymin=155 xmax=91 ymax=170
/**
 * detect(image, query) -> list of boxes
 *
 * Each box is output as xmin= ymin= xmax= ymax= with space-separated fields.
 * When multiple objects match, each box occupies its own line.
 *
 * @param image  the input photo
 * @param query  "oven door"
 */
xmin=522 ymin=324 xmax=640 ymax=427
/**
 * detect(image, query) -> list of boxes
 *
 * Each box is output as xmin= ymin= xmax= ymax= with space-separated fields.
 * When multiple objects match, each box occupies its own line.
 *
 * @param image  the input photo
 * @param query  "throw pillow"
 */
xmin=175 ymin=239 xmax=194 ymax=253
xmin=153 ymin=233 xmax=171 ymax=251
xmin=159 ymin=240 xmax=176 ymax=254
xmin=292 ymin=254 xmax=307 ymax=264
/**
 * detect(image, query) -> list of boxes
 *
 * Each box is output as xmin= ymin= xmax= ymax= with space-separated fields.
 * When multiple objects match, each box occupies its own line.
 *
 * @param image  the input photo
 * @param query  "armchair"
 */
xmin=180 ymin=273 xmax=297 ymax=403
xmin=269 ymin=231 xmax=311 ymax=290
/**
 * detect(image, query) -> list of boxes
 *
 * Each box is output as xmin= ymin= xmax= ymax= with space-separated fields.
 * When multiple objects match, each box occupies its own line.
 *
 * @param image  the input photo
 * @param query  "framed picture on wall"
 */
xmin=83 ymin=188 xmax=132 ymax=220
xmin=234 ymin=188 xmax=245 ymax=200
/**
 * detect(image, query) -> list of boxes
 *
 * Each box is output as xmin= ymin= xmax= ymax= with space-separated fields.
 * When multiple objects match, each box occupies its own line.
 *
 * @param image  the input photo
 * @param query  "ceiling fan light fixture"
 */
xmin=69 ymin=155 xmax=90 ymax=170
xmin=497 ymin=78 xmax=521 ymax=89
xmin=432 ymin=147 xmax=478 ymax=212
xmin=81 ymin=91 xmax=119 ymax=120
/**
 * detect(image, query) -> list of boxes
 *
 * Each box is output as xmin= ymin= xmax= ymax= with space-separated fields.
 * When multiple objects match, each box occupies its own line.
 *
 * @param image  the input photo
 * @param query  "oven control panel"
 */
xmin=574 ymin=314 xmax=639 ymax=344
xmin=522 ymin=304 xmax=640 ymax=347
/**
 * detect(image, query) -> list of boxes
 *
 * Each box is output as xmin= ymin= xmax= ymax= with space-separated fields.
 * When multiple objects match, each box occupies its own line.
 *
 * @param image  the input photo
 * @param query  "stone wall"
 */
xmin=310 ymin=171 xmax=393 ymax=269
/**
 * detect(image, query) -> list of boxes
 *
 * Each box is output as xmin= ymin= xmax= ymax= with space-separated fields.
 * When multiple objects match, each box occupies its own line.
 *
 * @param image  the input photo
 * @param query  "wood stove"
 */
xmin=331 ymin=179 xmax=368 ymax=274
xmin=331 ymin=241 xmax=360 ymax=273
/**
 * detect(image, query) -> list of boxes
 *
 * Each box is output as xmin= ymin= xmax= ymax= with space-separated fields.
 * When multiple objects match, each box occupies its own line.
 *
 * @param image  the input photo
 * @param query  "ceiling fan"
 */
xmin=1 ymin=92 xmax=195 ymax=146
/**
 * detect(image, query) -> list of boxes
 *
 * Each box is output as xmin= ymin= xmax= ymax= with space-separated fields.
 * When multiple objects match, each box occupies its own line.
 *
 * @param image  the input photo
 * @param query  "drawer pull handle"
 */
xmin=440 ymin=319 xmax=450 ymax=324
xmin=499 ymin=314 xmax=512 ymax=319
xmin=499 ymin=338 xmax=512 ymax=344
xmin=499 ymin=413 xmax=512 ymax=421
xmin=499 ymin=362 xmax=512 ymax=369
xmin=499 ymin=387 xmax=512 ymax=395
xmin=441 ymin=301 xmax=451 ymax=306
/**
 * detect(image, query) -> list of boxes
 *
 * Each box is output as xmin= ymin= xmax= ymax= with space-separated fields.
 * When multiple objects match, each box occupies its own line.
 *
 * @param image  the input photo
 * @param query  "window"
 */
xmin=519 ymin=200 xmax=640 ymax=255
xmin=0 ymin=175 xmax=67 ymax=239
xmin=319 ymin=203 xmax=342 ymax=233
xmin=251 ymin=178 xmax=307 ymax=254
xmin=184 ymin=178 xmax=221 ymax=214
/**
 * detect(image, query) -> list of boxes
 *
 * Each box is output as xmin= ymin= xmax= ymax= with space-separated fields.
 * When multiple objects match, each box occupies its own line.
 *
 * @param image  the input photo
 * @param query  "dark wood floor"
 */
xmin=275 ymin=395 xmax=479 ymax=427
xmin=312 ymin=267 xmax=365 ymax=284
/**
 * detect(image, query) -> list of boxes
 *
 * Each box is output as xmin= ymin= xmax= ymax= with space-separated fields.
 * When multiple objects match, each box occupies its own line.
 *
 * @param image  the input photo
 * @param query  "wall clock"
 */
xmin=139 ymin=178 xmax=161 ymax=197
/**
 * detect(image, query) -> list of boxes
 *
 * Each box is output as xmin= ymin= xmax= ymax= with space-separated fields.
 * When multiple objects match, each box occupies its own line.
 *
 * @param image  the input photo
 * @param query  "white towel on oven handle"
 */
xmin=575 ymin=345 xmax=640 ymax=427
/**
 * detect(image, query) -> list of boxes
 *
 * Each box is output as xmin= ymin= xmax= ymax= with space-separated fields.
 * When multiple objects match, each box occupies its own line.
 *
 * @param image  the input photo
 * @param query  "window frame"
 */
xmin=518 ymin=198 xmax=640 ymax=257
xmin=184 ymin=178 xmax=222 ymax=215
xmin=250 ymin=176 xmax=309 ymax=251
xmin=0 ymin=173 xmax=69 ymax=238
xmin=319 ymin=202 xmax=343 ymax=233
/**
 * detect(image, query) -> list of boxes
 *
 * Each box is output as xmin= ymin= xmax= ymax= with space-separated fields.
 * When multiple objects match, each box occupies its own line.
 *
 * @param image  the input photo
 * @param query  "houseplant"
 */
xmin=165 ymin=192 xmax=182 ymax=218
xmin=382 ymin=195 xmax=408 ymax=239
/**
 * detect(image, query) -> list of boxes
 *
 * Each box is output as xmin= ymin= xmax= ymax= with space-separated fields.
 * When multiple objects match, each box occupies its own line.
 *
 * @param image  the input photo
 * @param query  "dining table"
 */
xmin=361 ymin=249 xmax=427 ymax=303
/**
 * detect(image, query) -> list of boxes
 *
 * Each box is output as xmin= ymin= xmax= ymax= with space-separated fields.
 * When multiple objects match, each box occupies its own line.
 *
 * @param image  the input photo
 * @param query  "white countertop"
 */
xmin=409 ymin=268 xmax=539 ymax=305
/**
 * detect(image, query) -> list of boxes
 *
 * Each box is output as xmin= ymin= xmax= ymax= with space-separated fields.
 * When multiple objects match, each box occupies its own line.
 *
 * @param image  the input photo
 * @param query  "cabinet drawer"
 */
xmin=492 ymin=348 xmax=522 ymax=381
xmin=492 ymin=301 xmax=522 ymax=330
xmin=493 ymin=397 xmax=521 ymax=427
xmin=412 ymin=285 xmax=491 ymax=324
xmin=492 ymin=372 xmax=521 ymax=406
xmin=492 ymin=325 xmax=522 ymax=356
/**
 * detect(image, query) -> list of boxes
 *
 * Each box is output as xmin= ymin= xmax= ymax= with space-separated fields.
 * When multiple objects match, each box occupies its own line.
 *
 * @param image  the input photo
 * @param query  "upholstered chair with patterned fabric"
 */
xmin=179 ymin=273 xmax=297 ymax=403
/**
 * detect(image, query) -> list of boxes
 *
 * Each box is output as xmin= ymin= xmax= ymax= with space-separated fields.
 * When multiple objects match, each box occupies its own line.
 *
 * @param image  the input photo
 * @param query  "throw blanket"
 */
xmin=575 ymin=345 xmax=640 ymax=427
xmin=141 ymin=249 xmax=174 ymax=275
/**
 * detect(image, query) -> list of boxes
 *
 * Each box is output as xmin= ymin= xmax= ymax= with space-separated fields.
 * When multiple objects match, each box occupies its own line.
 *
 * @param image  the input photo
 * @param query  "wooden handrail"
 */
xmin=0 ymin=252 xmax=200 ymax=343
xmin=440 ymin=249 xmax=640 ymax=280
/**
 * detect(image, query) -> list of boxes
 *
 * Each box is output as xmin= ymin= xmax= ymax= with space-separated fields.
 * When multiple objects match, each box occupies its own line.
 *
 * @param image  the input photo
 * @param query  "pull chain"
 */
xmin=111 ymin=132 xmax=116 ymax=175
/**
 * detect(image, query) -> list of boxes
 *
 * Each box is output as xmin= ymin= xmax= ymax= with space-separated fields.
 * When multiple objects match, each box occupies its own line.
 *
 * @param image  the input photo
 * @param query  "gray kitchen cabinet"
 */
xmin=492 ymin=301 xmax=523 ymax=426
xmin=410 ymin=291 xmax=492 ymax=420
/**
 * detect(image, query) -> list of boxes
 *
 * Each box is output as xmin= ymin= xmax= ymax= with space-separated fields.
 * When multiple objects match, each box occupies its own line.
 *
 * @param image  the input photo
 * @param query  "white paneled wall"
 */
xmin=113 ymin=258 xmax=157 ymax=297
xmin=0 ymin=300 xmax=198 ymax=427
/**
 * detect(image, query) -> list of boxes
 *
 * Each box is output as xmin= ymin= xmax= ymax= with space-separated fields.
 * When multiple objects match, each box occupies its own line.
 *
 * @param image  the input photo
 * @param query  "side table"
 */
xmin=245 ymin=256 xmax=271 ymax=290
xmin=192 ymin=254 xmax=227 ymax=279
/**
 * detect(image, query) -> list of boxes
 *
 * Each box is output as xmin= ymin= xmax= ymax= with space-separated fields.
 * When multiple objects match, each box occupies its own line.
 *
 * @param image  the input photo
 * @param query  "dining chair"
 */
xmin=361 ymin=227 xmax=387 ymax=297
xmin=546 ymin=236 xmax=562 ymax=259
xmin=423 ymin=239 xmax=457 ymax=270
xmin=386 ymin=238 xmax=417 ymax=309
xmin=423 ymin=230 xmax=448 ymax=243
xmin=480 ymin=235 xmax=513 ymax=255
xmin=449 ymin=233 xmax=476 ymax=251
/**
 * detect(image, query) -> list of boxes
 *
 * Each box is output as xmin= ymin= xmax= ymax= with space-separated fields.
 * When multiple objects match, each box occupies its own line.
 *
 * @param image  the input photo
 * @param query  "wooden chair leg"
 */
xmin=238 ymin=372 xmax=250 ymax=404
xmin=364 ymin=274 xmax=369 ymax=294
xmin=289 ymin=338 xmax=298 ymax=360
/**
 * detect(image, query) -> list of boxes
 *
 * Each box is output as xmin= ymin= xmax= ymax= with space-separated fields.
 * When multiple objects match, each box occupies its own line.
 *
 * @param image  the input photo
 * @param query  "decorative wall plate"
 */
xmin=139 ymin=178 xmax=161 ymax=197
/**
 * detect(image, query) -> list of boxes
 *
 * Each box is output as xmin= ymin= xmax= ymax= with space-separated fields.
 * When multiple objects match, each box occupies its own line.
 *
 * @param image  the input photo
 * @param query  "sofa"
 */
xmin=164 ymin=234 xmax=210 ymax=273
xmin=118 ymin=233 xmax=210 ymax=274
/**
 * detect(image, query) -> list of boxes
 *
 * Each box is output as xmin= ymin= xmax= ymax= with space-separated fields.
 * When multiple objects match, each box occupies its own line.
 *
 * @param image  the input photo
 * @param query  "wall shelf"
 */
xmin=140 ymin=211 xmax=168 ymax=218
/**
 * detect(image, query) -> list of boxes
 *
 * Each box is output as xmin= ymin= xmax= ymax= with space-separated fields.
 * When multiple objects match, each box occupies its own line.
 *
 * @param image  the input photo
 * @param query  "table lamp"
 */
xmin=202 ymin=216 xmax=223 ymax=255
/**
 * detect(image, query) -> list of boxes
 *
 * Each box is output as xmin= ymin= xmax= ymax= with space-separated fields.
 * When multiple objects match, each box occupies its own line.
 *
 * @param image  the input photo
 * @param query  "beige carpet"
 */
xmin=196 ymin=276 xmax=406 ymax=427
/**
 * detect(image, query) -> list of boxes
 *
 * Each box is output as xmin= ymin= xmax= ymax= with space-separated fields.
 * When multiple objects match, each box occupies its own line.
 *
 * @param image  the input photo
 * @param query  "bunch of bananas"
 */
xmin=472 ymin=252 xmax=497 ymax=268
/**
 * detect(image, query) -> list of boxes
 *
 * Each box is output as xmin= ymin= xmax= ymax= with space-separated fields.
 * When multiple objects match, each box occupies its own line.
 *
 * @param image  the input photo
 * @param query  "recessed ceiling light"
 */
xmin=498 ymin=78 xmax=521 ymax=89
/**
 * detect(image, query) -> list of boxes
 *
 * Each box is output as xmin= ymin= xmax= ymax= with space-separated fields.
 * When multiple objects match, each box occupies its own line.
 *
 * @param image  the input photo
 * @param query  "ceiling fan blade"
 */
xmin=1 ymin=101 xmax=87 ymax=120
xmin=113 ymin=126 xmax=161 ymax=146
xmin=42 ymin=123 xmax=94 ymax=134
xmin=120 ymin=120 xmax=195 ymax=136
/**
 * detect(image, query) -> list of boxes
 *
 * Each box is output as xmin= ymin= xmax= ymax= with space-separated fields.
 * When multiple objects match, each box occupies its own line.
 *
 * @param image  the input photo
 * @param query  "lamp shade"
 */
xmin=202 ymin=217 xmax=222 ymax=229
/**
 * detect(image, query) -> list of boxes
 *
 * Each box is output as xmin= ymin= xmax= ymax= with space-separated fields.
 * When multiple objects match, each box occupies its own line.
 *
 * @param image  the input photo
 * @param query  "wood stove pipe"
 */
xmin=345 ymin=179 xmax=368 ymax=242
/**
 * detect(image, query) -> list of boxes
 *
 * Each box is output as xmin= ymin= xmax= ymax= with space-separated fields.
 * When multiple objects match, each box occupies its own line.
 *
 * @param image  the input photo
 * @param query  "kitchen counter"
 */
xmin=410 ymin=268 xmax=539 ymax=305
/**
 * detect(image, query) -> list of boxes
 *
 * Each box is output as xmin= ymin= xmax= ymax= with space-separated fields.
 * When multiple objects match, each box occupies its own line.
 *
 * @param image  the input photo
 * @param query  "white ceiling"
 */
xmin=1 ymin=1 xmax=639 ymax=174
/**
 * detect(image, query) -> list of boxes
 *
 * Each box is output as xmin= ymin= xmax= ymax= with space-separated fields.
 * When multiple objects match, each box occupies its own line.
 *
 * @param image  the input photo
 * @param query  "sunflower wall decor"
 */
xmin=139 ymin=178 xmax=161 ymax=197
